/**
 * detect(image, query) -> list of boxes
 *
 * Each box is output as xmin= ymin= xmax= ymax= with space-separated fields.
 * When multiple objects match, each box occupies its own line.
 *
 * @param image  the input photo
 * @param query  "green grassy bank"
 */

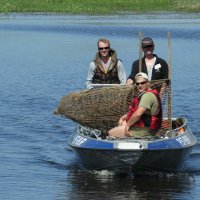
xmin=0 ymin=0 xmax=200 ymax=14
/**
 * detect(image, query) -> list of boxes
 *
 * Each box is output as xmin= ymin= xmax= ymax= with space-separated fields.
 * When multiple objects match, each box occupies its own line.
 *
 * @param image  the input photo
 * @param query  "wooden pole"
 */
xmin=168 ymin=32 xmax=172 ymax=130
xmin=139 ymin=32 xmax=142 ymax=72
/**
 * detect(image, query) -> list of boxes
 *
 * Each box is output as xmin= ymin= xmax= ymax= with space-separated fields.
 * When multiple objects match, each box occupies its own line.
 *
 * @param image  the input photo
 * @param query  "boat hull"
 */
xmin=68 ymin=119 xmax=197 ymax=172
xmin=70 ymin=145 xmax=193 ymax=172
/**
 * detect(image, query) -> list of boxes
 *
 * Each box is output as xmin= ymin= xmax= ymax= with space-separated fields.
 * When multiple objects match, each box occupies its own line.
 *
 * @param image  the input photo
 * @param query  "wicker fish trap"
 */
xmin=54 ymin=79 xmax=169 ymax=131
xmin=54 ymin=85 xmax=135 ymax=130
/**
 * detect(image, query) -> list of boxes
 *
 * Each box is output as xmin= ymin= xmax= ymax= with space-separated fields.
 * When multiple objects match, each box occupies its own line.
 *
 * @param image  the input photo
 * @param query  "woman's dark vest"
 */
xmin=92 ymin=61 xmax=120 ymax=84
xmin=126 ymin=89 xmax=162 ymax=130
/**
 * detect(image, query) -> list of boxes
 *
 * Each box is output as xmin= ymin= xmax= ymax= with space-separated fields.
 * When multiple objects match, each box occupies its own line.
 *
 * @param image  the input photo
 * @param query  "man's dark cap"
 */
xmin=142 ymin=37 xmax=154 ymax=48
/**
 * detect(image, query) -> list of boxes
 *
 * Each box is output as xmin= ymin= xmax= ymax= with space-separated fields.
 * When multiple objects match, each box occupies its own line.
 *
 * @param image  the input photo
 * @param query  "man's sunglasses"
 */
xmin=98 ymin=46 xmax=110 ymax=51
xmin=143 ymin=45 xmax=153 ymax=48
xmin=136 ymin=81 xmax=147 ymax=86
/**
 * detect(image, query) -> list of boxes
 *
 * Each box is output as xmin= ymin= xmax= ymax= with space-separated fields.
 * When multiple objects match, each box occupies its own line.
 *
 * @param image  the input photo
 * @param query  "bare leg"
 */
xmin=108 ymin=125 xmax=126 ymax=138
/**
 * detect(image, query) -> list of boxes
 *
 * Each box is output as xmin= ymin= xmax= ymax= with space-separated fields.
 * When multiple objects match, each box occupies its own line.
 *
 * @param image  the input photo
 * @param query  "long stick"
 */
xmin=139 ymin=32 xmax=142 ymax=72
xmin=168 ymin=32 xmax=172 ymax=130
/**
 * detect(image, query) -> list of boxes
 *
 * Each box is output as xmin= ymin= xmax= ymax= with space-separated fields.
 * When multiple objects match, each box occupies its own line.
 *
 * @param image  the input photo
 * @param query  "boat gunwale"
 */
xmin=68 ymin=118 xmax=197 ymax=151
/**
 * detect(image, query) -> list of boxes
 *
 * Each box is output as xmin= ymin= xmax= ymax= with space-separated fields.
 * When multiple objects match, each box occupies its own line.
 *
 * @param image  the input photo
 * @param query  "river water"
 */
xmin=0 ymin=13 xmax=200 ymax=200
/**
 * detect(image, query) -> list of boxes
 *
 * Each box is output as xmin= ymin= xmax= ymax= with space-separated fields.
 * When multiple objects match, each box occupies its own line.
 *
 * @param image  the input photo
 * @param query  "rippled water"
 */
xmin=0 ymin=14 xmax=200 ymax=200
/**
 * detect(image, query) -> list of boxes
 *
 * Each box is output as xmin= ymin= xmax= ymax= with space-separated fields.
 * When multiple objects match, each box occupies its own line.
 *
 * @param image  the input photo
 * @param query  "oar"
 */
xmin=139 ymin=32 xmax=142 ymax=72
xmin=168 ymin=32 xmax=172 ymax=130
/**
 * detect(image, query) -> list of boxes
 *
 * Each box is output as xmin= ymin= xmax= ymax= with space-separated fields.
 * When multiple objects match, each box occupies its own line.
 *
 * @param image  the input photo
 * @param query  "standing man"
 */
xmin=108 ymin=72 xmax=162 ymax=138
xmin=126 ymin=37 xmax=168 ymax=85
xmin=86 ymin=38 xmax=126 ymax=89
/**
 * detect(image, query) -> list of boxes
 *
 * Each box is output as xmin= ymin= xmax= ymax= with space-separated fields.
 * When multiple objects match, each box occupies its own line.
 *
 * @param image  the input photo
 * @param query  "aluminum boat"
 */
xmin=68 ymin=118 xmax=197 ymax=172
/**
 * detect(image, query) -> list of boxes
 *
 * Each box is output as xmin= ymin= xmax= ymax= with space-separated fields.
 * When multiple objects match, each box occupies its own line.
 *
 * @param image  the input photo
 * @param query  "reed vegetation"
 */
xmin=0 ymin=0 xmax=200 ymax=14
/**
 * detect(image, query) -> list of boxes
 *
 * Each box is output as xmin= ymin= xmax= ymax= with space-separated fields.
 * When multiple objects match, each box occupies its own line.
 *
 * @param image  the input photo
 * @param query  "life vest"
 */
xmin=126 ymin=89 xmax=162 ymax=130
xmin=92 ymin=61 xmax=120 ymax=84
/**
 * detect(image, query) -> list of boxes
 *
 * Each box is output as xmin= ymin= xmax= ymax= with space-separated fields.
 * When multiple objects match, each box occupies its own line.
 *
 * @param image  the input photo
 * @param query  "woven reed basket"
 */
xmin=54 ymin=80 xmax=167 ymax=131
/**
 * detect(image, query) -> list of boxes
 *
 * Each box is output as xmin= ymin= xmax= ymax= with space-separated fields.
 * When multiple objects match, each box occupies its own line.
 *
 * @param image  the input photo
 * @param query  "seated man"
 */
xmin=108 ymin=72 xmax=162 ymax=138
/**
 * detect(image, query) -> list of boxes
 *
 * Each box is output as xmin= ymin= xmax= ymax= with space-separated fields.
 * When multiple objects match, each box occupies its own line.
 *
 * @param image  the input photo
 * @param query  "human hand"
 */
xmin=124 ymin=124 xmax=131 ymax=137
xmin=118 ymin=117 xmax=123 ymax=126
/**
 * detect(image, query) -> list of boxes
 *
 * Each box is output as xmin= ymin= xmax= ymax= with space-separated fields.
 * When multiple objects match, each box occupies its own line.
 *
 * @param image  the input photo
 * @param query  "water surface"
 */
xmin=0 ymin=14 xmax=200 ymax=200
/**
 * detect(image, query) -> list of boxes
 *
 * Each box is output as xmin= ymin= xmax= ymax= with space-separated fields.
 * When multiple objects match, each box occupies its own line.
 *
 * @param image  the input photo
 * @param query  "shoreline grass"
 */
xmin=0 ymin=0 xmax=200 ymax=14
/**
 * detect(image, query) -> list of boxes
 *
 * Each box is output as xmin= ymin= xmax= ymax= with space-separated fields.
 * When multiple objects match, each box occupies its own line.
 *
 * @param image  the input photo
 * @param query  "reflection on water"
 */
xmin=60 ymin=170 xmax=196 ymax=200
xmin=0 ymin=14 xmax=200 ymax=200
